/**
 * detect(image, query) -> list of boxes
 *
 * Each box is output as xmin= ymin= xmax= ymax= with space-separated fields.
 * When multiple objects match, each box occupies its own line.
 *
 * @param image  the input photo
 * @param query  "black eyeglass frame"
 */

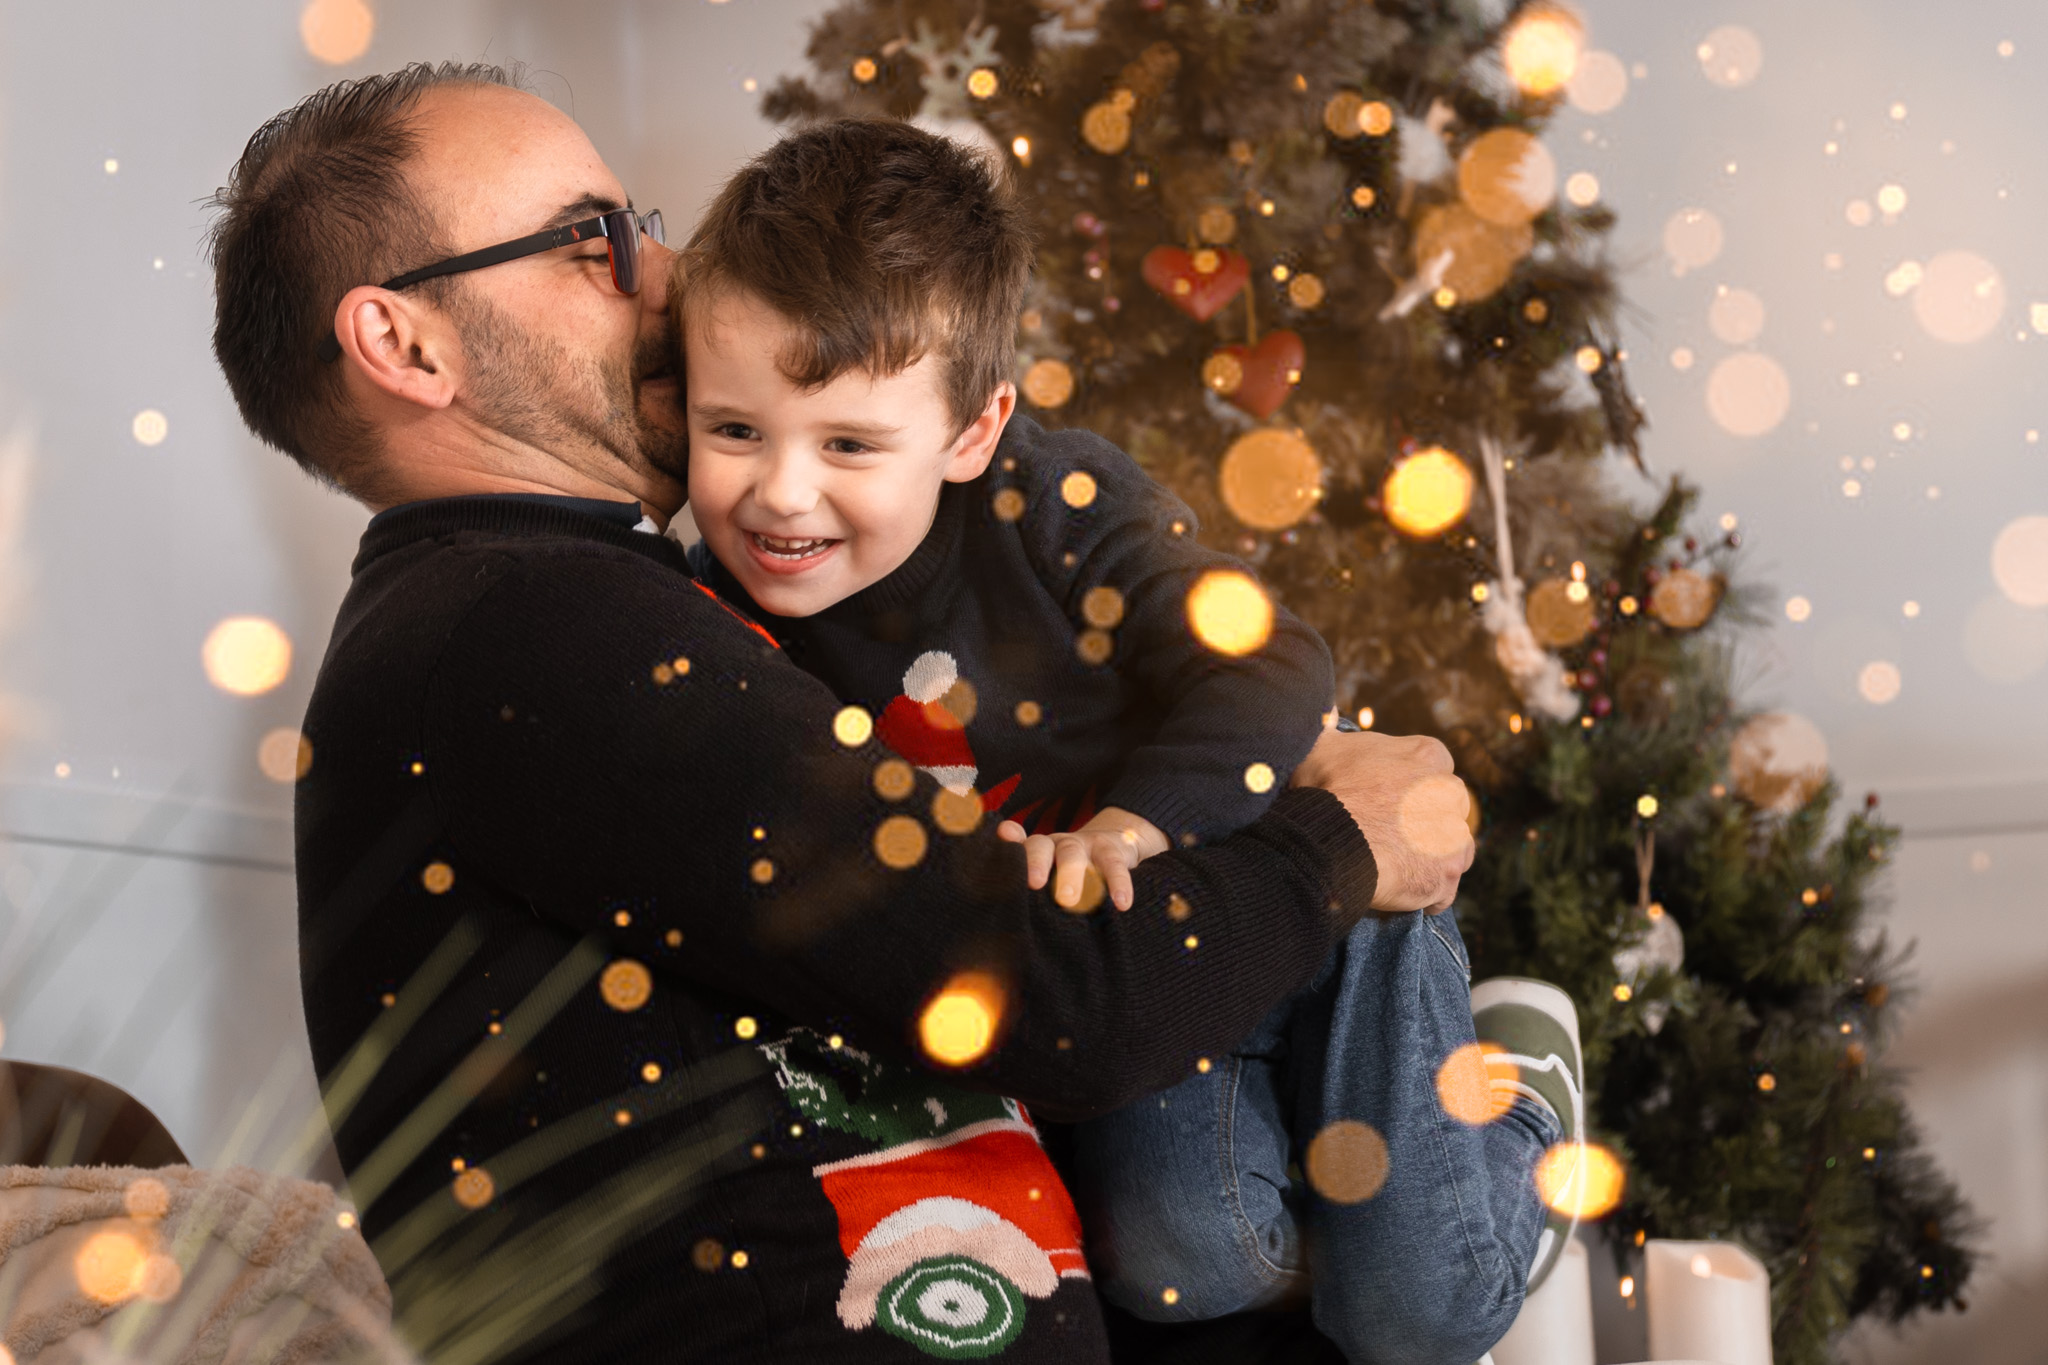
xmin=317 ymin=206 xmax=664 ymax=362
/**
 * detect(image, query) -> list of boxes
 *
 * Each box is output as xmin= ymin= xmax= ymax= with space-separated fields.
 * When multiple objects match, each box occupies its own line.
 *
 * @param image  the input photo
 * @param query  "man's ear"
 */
xmin=332 ymin=285 xmax=459 ymax=412
xmin=942 ymin=382 xmax=1017 ymax=483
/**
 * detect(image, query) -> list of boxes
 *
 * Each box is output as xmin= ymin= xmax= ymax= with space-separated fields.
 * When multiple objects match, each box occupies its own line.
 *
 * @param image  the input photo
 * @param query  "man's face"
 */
xmin=685 ymin=289 xmax=997 ymax=617
xmin=405 ymin=85 xmax=685 ymax=493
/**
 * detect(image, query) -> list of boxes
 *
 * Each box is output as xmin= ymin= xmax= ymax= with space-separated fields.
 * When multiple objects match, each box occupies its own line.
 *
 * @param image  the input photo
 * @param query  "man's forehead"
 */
xmin=408 ymin=84 xmax=626 ymax=244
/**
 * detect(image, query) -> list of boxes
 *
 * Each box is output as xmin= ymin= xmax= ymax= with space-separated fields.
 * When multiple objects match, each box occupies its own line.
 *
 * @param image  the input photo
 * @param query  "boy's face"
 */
xmin=685 ymin=288 xmax=1013 ymax=617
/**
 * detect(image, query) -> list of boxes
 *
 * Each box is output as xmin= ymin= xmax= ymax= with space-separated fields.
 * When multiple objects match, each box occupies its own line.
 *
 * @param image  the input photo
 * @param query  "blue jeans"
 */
xmin=1067 ymin=909 xmax=1558 ymax=1365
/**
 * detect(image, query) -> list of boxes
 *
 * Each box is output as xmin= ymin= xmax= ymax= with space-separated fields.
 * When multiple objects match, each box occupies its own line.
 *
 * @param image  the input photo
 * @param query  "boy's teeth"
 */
xmin=753 ymin=533 xmax=833 ymax=558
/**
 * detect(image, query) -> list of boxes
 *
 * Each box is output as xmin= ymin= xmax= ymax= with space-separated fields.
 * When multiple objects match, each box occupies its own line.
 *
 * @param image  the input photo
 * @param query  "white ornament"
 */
xmin=902 ymin=20 xmax=1002 ymax=127
xmin=1476 ymin=438 xmax=1581 ymax=722
xmin=1613 ymin=904 xmax=1685 ymax=1034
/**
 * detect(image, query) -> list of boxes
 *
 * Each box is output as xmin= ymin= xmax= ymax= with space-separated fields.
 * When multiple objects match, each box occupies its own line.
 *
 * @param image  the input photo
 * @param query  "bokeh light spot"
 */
xmin=1858 ymin=661 xmax=1902 ymax=705
xmin=833 ymin=706 xmax=874 ymax=747
xmin=1186 ymin=570 xmax=1275 ymax=656
xmin=1458 ymin=128 xmax=1557 ymax=227
xmin=1383 ymin=446 xmax=1475 ymax=538
xmin=258 ymin=727 xmax=313 ymax=783
xmin=1305 ymin=1119 xmax=1390 ymax=1204
xmin=301 ymin=0 xmax=375 ymax=65
xmin=1964 ymin=596 xmax=2048 ymax=683
xmin=1708 ymin=287 xmax=1766 ymax=345
xmin=1535 ymin=1142 xmax=1626 ymax=1218
xmin=75 ymin=1229 xmax=148 ymax=1305
xmin=1567 ymin=49 xmax=1628 ymax=114
xmin=1061 ymin=471 xmax=1099 ymax=509
xmin=992 ymin=488 xmax=1027 ymax=522
xmin=1663 ymin=208 xmax=1724 ymax=273
xmin=1913 ymin=250 xmax=2006 ymax=344
xmin=1991 ymin=515 xmax=2048 ymax=606
xmin=452 ymin=1167 xmax=495 ymax=1209
xmin=203 ymin=617 xmax=293 ymax=696
xmin=1696 ymin=25 xmax=1763 ymax=88
xmin=1014 ymin=700 xmax=1042 ymax=727
xmin=1243 ymin=762 xmax=1275 ymax=794
xmin=131 ymin=410 xmax=168 ymax=447
xmin=1565 ymin=171 xmax=1601 ymax=207
xmin=919 ymin=971 xmax=1006 ymax=1067
xmin=1083 ymin=586 xmax=1127 ymax=628
xmin=1706 ymin=352 xmax=1791 ymax=437
xmin=421 ymin=861 xmax=454 ymax=895
xmin=599 ymin=960 xmax=653 ymax=1012
xmin=931 ymin=787 xmax=984 ymax=835
xmin=734 ymin=1016 xmax=758 ymax=1040
xmin=1220 ymin=428 xmax=1323 ymax=531
xmin=1437 ymin=1042 xmax=1516 ymax=1125
xmin=874 ymin=815 xmax=930 ymax=869
xmin=873 ymin=759 xmax=916 ymax=801
xmin=123 ymin=1178 xmax=170 ymax=1221
xmin=1785 ymin=596 xmax=1812 ymax=623
xmin=1502 ymin=7 xmax=1583 ymax=96
xmin=1021 ymin=358 xmax=1075 ymax=409
xmin=1729 ymin=712 xmax=1830 ymax=814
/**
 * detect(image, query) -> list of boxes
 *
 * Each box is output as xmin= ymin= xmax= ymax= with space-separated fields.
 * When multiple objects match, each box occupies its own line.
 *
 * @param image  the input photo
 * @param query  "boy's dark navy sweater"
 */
xmin=690 ymin=415 xmax=1337 ymax=845
xmin=295 ymin=481 xmax=1375 ymax=1363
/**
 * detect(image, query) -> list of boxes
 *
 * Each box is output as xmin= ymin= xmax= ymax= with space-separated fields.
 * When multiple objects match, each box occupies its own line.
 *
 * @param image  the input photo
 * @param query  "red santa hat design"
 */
xmin=876 ymin=651 xmax=978 ymax=796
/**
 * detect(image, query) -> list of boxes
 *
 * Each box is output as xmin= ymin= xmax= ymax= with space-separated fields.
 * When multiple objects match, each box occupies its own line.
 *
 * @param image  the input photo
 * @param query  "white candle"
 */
xmin=1491 ymin=1237 xmax=1595 ymax=1365
xmin=1642 ymin=1238 xmax=1774 ymax=1365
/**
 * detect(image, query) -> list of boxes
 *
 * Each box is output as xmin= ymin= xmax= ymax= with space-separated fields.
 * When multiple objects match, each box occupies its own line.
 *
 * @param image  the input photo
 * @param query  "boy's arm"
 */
xmin=1006 ymin=420 xmax=1336 ymax=847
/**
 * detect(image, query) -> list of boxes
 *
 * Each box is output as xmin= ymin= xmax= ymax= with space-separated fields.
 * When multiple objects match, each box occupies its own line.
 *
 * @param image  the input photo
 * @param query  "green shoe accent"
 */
xmin=1470 ymin=976 xmax=1584 ymax=1294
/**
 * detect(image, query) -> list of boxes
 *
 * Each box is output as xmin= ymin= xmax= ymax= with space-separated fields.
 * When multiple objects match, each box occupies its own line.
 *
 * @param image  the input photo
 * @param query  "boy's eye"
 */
xmin=826 ymin=438 xmax=871 ymax=455
xmin=712 ymin=422 xmax=758 ymax=441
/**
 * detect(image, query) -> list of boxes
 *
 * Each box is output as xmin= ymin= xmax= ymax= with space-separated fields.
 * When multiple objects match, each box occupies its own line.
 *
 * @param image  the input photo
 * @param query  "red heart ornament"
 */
xmin=1212 ymin=329 xmax=1306 ymax=420
xmin=1142 ymin=246 xmax=1251 ymax=321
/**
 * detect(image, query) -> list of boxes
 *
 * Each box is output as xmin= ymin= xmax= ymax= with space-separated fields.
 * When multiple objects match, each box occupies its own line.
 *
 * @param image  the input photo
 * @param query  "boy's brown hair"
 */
xmin=680 ymin=119 xmax=1034 ymax=433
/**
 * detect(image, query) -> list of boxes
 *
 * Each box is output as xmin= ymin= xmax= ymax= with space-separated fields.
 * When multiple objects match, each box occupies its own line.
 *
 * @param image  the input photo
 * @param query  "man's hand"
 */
xmin=1291 ymin=729 xmax=1474 ymax=913
xmin=996 ymin=806 xmax=1171 ymax=912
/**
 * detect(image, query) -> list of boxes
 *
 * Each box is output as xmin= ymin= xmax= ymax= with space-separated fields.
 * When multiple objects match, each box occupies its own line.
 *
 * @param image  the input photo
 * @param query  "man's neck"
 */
xmin=365 ymin=424 xmax=682 ymax=529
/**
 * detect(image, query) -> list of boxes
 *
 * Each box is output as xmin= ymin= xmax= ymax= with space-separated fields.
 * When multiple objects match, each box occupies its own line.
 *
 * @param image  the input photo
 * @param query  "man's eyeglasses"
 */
xmin=317 ymin=206 xmax=665 ymax=362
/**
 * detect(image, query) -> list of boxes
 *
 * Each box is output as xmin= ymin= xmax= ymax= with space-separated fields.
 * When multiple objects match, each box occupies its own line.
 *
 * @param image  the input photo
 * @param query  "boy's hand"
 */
xmin=996 ymin=807 xmax=1170 ymax=912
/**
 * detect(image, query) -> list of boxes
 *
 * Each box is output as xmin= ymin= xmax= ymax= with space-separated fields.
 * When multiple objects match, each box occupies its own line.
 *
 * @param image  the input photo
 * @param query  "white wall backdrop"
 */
xmin=0 ymin=1 xmax=2039 ymax=1356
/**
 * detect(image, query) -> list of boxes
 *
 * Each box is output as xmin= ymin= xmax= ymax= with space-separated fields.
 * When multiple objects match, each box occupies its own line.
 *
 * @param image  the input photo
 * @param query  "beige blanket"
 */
xmin=0 ymin=1165 xmax=408 ymax=1364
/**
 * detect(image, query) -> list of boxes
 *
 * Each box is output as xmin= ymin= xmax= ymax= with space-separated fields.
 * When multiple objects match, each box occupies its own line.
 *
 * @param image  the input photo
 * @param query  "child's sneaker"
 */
xmin=1469 ymin=976 xmax=1584 ymax=1294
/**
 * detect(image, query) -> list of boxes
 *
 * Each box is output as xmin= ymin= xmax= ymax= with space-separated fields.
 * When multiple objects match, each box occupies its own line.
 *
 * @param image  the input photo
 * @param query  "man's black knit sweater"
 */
xmin=297 ymin=493 xmax=1374 ymax=1363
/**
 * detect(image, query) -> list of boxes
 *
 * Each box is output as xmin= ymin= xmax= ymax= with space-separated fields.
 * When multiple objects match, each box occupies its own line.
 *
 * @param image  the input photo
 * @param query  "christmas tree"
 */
xmin=765 ymin=0 xmax=1977 ymax=1358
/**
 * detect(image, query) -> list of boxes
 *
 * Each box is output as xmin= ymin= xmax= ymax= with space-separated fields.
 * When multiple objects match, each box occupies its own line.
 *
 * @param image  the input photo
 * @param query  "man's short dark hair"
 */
xmin=681 ymin=119 xmax=1035 ymax=435
xmin=207 ymin=62 xmax=518 ymax=494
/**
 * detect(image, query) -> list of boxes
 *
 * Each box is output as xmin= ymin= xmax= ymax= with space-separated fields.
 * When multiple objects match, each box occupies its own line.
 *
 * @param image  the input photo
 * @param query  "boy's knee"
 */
xmin=1313 ymin=1251 xmax=1525 ymax=1365
xmin=1086 ymin=1188 xmax=1297 ymax=1322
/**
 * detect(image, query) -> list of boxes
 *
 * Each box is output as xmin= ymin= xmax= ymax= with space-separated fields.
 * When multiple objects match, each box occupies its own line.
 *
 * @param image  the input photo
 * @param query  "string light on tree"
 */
xmin=1382 ymin=446 xmax=1474 ymax=538
xmin=1501 ymin=6 xmax=1583 ymax=96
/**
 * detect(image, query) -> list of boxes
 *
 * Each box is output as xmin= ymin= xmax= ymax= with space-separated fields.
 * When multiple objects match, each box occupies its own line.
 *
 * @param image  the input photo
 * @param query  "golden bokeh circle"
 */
xmin=1014 ymin=700 xmax=1043 ymax=727
xmin=1287 ymin=272 xmax=1327 ymax=309
xmin=1221 ymin=428 xmax=1324 ymax=531
xmin=257 ymin=727 xmax=314 ymax=783
xmin=992 ymin=488 xmax=1027 ymax=522
xmin=1502 ymin=8 xmax=1584 ymax=96
xmin=1075 ymin=629 xmax=1115 ymax=665
xmin=873 ymin=759 xmax=916 ymax=801
xmin=1083 ymin=586 xmax=1127 ymax=628
xmin=1649 ymin=568 xmax=1719 ymax=629
xmin=1063 ymin=868 xmax=1107 ymax=915
xmin=1081 ymin=102 xmax=1132 ymax=155
xmin=123 ymin=1178 xmax=170 ymax=1221
xmin=1305 ymin=1120 xmax=1390 ymax=1204
xmin=600 ymin=960 xmax=654 ymax=1012
xmin=1458 ymin=127 xmax=1558 ymax=227
xmin=693 ymin=1238 xmax=726 ymax=1272
xmin=300 ymin=0 xmax=375 ymax=65
xmin=919 ymin=971 xmax=1006 ymax=1067
xmin=1322 ymin=91 xmax=1367 ymax=138
xmin=202 ymin=616 xmax=293 ymax=696
xmin=131 ymin=409 xmax=169 ymax=447
xmin=1186 ymin=570 xmax=1274 ymax=656
xmin=642 ymin=1061 xmax=663 ymax=1082
xmin=1061 ymin=471 xmax=1099 ymax=509
xmin=1351 ymin=185 xmax=1378 ymax=210
xmin=1197 ymin=206 xmax=1239 ymax=244
xmin=1526 ymin=578 xmax=1597 ymax=648
xmin=833 ymin=706 xmax=874 ymax=747
xmin=75 ymin=1229 xmax=148 ymax=1305
xmin=1244 ymin=762 xmax=1276 ymax=794
xmin=137 ymin=1254 xmax=181 ymax=1305
xmin=1022 ymin=358 xmax=1076 ymax=409
xmin=421 ymin=861 xmax=455 ymax=895
xmin=966 ymin=67 xmax=999 ymax=99
xmin=452 ymin=1167 xmax=496 ymax=1209
xmin=1535 ymin=1142 xmax=1625 ymax=1219
xmin=1358 ymin=101 xmax=1395 ymax=136
xmin=1436 ymin=1042 xmax=1517 ymax=1125
xmin=1412 ymin=202 xmax=1533 ymax=303
xmin=1202 ymin=351 xmax=1245 ymax=395
xmin=851 ymin=56 xmax=878 ymax=83
xmin=874 ymin=815 xmax=929 ymax=869
xmin=750 ymin=858 xmax=775 ymax=885
xmin=931 ymin=787 xmax=984 ymax=835
xmin=1382 ymin=447 xmax=1475 ymax=538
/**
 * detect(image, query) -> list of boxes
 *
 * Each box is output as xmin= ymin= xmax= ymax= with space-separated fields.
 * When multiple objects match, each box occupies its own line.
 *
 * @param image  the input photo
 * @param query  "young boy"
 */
xmin=677 ymin=118 xmax=1585 ymax=1363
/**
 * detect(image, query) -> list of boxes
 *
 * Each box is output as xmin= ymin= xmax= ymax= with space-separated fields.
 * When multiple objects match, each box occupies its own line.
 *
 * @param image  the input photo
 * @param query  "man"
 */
xmin=210 ymin=64 xmax=1473 ymax=1363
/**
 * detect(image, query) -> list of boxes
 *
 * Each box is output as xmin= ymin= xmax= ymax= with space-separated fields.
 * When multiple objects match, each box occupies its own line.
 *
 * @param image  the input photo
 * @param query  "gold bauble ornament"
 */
xmin=1197 ymin=206 xmax=1238 ymax=244
xmin=1649 ymin=567 xmax=1720 ymax=630
xmin=1220 ymin=428 xmax=1323 ymax=531
xmin=1082 ymin=102 xmax=1132 ymax=155
xmin=1729 ymin=712 xmax=1830 ymax=814
xmin=1202 ymin=352 xmax=1245 ymax=395
xmin=1021 ymin=358 xmax=1076 ymax=408
xmin=1458 ymin=127 xmax=1558 ymax=227
xmin=1323 ymin=92 xmax=1367 ymax=138
xmin=1287 ymin=272 xmax=1327 ymax=309
xmin=1412 ymin=202 xmax=1534 ymax=303
xmin=1526 ymin=578 xmax=1596 ymax=648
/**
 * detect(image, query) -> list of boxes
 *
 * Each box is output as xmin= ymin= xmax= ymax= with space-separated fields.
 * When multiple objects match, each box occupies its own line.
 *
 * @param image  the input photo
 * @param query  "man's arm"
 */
xmin=426 ymin=549 xmax=1371 ymax=1120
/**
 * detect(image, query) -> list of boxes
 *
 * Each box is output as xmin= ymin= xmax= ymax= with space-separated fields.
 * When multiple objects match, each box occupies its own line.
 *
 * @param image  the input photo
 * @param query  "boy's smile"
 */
xmin=684 ymin=287 xmax=1014 ymax=618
